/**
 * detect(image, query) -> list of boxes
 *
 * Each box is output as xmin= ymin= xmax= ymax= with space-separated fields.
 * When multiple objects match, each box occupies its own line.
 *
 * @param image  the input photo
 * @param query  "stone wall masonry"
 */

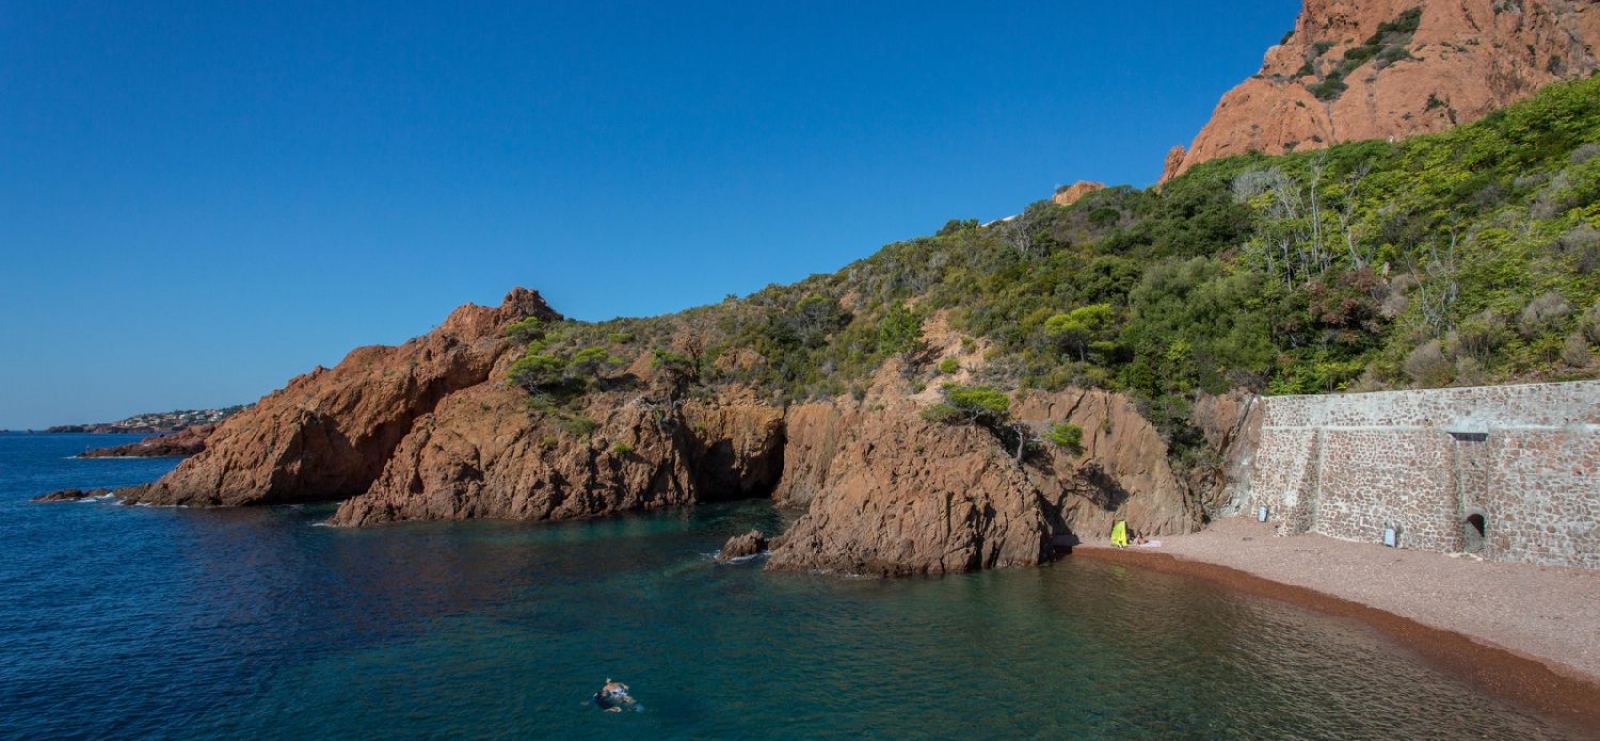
xmin=1235 ymin=380 xmax=1600 ymax=569
xmin=1313 ymin=430 xmax=1458 ymax=552
xmin=1490 ymin=430 xmax=1600 ymax=569
xmin=1243 ymin=427 xmax=1321 ymax=534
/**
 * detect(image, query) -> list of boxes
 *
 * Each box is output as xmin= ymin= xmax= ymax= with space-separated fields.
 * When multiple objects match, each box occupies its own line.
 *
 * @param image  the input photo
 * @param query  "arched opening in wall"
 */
xmin=1462 ymin=511 xmax=1487 ymax=554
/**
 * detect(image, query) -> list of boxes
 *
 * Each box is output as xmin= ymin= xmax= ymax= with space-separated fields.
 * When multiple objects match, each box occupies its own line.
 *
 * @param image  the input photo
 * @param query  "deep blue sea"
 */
xmin=0 ymin=432 xmax=1588 ymax=740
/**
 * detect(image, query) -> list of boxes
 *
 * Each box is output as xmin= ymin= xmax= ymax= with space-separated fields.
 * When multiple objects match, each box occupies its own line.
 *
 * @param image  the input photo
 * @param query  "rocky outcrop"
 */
xmin=1189 ymin=390 xmax=1266 ymax=518
xmin=327 ymin=383 xmax=786 ymax=526
xmin=119 ymin=289 xmax=560 ymax=507
xmin=1161 ymin=145 xmax=1188 ymax=184
xmin=81 ymin=283 xmax=1197 ymax=577
xmin=1164 ymin=0 xmax=1600 ymax=179
xmin=767 ymin=384 xmax=1198 ymax=576
xmin=76 ymin=424 xmax=215 ymax=458
xmin=768 ymin=397 xmax=1052 ymax=576
xmin=1014 ymin=390 xmax=1196 ymax=539
xmin=33 ymin=488 xmax=112 ymax=502
xmin=717 ymin=530 xmax=770 ymax=561
xmin=1052 ymin=181 xmax=1106 ymax=207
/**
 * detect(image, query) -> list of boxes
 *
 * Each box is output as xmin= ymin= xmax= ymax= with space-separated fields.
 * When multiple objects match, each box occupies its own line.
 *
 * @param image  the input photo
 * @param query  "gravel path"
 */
xmin=1075 ymin=516 xmax=1600 ymax=735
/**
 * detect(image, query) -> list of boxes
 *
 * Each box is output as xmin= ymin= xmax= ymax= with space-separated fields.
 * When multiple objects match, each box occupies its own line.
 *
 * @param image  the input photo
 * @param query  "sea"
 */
xmin=0 ymin=431 xmax=1588 ymax=740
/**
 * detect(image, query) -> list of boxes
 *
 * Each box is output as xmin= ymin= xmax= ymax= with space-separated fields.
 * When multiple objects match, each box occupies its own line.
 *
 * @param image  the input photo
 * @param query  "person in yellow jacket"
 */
xmin=1111 ymin=520 xmax=1128 ymax=547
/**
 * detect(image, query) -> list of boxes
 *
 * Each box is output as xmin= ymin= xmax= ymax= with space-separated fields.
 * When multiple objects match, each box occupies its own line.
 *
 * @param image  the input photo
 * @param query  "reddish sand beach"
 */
xmin=1076 ymin=517 xmax=1600 ymax=737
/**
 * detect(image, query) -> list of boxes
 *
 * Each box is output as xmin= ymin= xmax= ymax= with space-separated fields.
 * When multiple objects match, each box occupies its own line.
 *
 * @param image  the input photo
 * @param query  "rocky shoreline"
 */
xmin=36 ymin=289 xmax=1221 ymax=576
xmin=73 ymin=425 xmax=215 ymax=458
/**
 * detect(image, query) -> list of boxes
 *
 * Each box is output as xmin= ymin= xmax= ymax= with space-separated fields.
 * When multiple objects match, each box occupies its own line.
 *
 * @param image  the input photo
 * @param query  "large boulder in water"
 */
xmin=717 ymin=530 xmax=769 ymax=561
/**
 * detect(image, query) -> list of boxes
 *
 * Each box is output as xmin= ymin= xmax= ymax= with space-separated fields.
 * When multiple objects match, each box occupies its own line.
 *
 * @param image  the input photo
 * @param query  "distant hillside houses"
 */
xmin=44 ymin=405 xmax=251 ymax=433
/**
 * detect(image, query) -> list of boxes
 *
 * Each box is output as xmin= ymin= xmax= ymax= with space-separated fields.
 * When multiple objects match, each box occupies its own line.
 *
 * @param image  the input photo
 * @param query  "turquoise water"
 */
xmin=0 ymin=432 xmax=1588 ymax=740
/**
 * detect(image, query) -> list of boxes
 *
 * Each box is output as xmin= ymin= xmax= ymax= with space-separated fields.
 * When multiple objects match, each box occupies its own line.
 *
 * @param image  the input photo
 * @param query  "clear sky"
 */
xmin=0 ymin=0 xmax=1301 ymax=429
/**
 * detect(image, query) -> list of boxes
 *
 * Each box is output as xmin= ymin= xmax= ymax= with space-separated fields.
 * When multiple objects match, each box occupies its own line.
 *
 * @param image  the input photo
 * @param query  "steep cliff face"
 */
xmin=767 ymin=382 xmax=1198 ymax=576
xmin=101 ymin=283 xmax=1199 ymax=576
xmin=328 ymin=382 xmax=785 ymax=526
xmin=120 ymin=289 xmax=560 ymax=506
xmin=1163 ymin=0 xmax=1600 ymax=180
xmin=767 ymin=399 xmax=1052 ymax=576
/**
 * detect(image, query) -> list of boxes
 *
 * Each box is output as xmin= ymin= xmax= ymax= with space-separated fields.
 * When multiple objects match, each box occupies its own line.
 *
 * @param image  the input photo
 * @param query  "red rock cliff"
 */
xmin=1163 ymin=0 xmax=1600 ymax=180
xmin=768 ymin=373 xmax=1198 ymax=576
xmin=120 ymin=289 xmax=560 ymax=506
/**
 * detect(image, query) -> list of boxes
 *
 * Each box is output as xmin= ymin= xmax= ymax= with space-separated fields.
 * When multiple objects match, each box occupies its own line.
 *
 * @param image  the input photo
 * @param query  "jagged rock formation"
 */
xmin=75 ymin=424 xmax=215 ymax=458
xmin=93 ymin=287 xmax=1202 ymax=576
xmin=767 ymin=378 xmax=1197 ymax=575
xmin=1163 ymin=0 xmax=1600 ymax=180
xmin=328 ymin=385 xmax=785 ymax=526
xmin=119 ymin=289 xmax=560 ymax=506
xmin=1052 ymin=181 xmax=1106 ymax=207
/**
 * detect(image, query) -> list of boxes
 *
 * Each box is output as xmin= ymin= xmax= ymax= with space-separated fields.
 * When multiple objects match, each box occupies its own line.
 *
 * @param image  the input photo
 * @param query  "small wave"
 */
xmin=699 ymin=550 xmax=772 ymax=565
xmin=718 ymin=550 xmax=772 ymax=565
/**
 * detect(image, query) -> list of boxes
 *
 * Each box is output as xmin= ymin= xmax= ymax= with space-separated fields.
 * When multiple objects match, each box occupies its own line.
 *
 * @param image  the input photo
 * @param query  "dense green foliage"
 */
xmin=513 ymin=77 xmax=1600 ymax=452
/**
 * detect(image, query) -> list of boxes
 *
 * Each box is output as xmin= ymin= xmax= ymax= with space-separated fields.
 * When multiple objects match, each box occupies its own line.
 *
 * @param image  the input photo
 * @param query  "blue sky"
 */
xmin=0 ymin=0 xmax=1300 ymax=429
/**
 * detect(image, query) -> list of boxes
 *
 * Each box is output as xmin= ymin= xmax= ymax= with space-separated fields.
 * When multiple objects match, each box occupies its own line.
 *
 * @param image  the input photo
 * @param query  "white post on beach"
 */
xmin=1257 ymin=505 xmax=1269 ymax=522
xmin=1383 ymin=526 xmax=1398 ymax=547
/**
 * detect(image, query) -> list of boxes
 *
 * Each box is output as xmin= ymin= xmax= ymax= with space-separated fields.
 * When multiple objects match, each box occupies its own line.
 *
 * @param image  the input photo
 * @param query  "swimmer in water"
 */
xmin=595 ymin=679 xmax=631 ymax=712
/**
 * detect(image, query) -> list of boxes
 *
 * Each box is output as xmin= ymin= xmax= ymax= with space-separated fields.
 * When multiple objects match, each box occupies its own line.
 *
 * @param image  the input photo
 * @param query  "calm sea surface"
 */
xmin=0 ymin=432 xmax=1585 ymax=740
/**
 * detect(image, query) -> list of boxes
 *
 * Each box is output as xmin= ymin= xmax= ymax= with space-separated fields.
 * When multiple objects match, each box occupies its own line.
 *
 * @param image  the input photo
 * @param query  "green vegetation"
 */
xmin=920 ymin=384 xmax=1011 ymax=426
xmin=507 ymin=77 xmax=1600 ymax=458
xmin=1046 ymin=422 xmax=1085 ymax=454
xmin=1305 ymin=7 xmax=1420 ymax=101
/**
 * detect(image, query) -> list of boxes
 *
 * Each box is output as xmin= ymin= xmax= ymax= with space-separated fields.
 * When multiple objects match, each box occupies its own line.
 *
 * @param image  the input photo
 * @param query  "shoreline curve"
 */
xmin=1074 ymin=540 xmax=1600 ymax=739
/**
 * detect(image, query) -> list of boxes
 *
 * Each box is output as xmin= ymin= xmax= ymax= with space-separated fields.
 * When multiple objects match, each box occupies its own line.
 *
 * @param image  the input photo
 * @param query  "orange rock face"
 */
xmin=328 ymin=385 xmax=786 ymax=526
xmin=1052 ymin=180 xmax=1107 ymax=207
xmin=1164 ymin=0 xmax=1600 ymax=179
xmin=767 ymin=387 xmax=1198 ymax=575
xmin=120 ymin=288 xmax=560 ymax=506
xmin=107 ymin=288 xmax=1207 ymax=576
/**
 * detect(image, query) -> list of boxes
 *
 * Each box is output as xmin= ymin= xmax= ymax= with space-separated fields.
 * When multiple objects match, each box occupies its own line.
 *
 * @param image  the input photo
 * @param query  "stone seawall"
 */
xmin=1231 ymin=381 xmax=1600 ymax=569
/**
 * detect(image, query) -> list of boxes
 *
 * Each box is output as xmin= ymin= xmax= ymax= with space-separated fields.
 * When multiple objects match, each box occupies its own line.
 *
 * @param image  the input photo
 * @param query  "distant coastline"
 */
xmin=32 ymin=405 xmax=248 ymax=435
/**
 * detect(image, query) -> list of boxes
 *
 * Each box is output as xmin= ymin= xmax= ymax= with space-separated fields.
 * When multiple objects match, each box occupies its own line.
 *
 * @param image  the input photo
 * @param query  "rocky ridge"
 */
xmin=118 ymin=288 xmax=560 ymax=507
xmin=1052 ymin=181 xmax=1106 ymax=207
xmin=1162 ymin=0 xmax=1600 ymax=180
xmin=74 ymin=424 xmax=215 ymax=458
xmin=88 ymin=288 xmax=1210 ymax=575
